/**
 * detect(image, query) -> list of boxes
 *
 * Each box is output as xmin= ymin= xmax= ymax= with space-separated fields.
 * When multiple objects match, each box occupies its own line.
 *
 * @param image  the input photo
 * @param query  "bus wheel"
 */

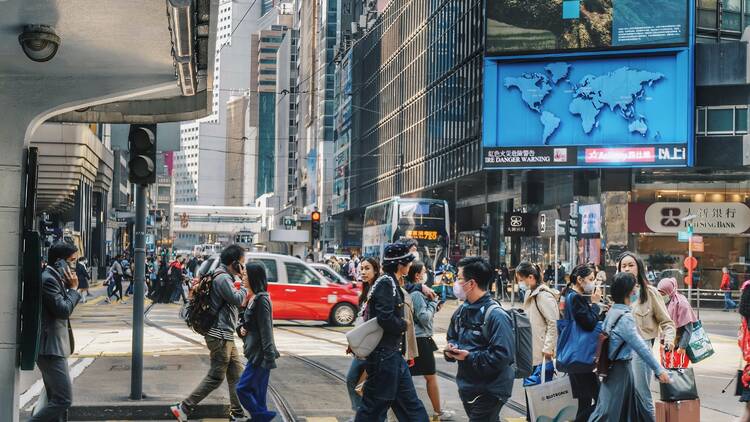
xmin=330 ymin=303 xmax=357 ymax=326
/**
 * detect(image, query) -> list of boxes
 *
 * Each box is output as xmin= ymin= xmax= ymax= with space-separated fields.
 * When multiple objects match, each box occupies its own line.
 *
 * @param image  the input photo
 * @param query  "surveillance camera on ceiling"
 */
xmin=18 ymin=25 xmax=60 ymax=62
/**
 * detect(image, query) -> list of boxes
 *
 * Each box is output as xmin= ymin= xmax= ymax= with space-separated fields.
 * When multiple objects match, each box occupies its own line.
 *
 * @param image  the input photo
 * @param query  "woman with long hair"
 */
xmin=617 ymin=252 xmax=675 ymax=420
xmin=589 ymin=273 xmax=671 ymax=421
xmin=656 ymin=277 xmax=697 ymax=368
xmin=407 ymin=261 xmax=455 ymax=421
xmin=236 ymin=262 xmax=279 ymax=422
xmin=737 ymin=279 xmax=750 ymax=422
xmin=345 ymin=257 xmax=380 ymax=418
xmin=561 ymin=263 xmax=603 ymax=422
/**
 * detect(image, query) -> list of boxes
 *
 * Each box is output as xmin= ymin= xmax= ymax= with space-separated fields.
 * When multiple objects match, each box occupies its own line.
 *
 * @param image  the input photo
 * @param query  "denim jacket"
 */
xmin=411 ymin=291 xmax=438 ymax=338
xmin=605 ymin=304 xmax=665 ymax=376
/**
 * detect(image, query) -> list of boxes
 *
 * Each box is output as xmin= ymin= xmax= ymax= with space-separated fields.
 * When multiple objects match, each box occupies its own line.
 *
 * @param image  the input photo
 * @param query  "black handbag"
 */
xmin=659 ymin=367 xmax=699 ymax=402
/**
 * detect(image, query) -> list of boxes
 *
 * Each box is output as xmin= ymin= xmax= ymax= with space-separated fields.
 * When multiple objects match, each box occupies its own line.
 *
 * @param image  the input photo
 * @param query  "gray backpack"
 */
xmin=483 ymin=302 xmax=533 ymax=379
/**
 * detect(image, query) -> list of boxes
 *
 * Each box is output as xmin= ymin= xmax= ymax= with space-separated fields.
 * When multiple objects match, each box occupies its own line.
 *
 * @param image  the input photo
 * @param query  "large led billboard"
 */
xmin=482 ymin=50 xmax=692 ymax=168
xmin=486 ymin=0 xmax=689 ymax=55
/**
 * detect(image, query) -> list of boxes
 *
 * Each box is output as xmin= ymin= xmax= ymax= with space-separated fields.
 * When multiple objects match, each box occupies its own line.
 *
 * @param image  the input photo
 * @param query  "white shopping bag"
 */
xmin=525 ymin=360 xmax=578 ymax=422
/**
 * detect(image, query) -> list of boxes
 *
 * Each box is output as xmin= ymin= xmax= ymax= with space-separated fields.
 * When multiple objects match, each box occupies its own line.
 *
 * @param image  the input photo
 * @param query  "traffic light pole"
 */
xmin=130 ymin=184 xmax=146 ymax=400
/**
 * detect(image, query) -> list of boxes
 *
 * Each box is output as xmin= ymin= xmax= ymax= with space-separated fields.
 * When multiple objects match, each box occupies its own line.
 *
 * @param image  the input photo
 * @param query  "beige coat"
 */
xmin=523 ymin=284 xmax=560 ymax=366
xmin=633 ymin=284 xmax=676 ymax=345
xmin=401 ymin=287 xmax=419 ymax=360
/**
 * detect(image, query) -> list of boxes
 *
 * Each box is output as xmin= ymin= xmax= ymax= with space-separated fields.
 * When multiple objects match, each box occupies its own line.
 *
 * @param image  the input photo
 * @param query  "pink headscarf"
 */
xmin=657 ymin=277 xmax=697 ymax=328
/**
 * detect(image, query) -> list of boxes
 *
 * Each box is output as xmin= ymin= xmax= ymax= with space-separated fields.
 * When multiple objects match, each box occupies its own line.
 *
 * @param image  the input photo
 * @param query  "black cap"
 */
xmin=383 ymin=243 xmax=414 ymax=266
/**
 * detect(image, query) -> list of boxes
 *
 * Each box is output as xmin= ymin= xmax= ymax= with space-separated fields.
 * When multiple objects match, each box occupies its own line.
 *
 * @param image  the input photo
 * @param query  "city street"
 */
xmin=15 ymin=284 xmax=745 ymax=421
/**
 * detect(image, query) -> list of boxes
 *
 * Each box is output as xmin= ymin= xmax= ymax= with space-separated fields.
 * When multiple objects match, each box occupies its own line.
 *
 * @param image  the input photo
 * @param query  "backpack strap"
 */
xmin=608 ymin=312 xmax=629 ymax=360
xmin=481 ymin=302 xmax=502 ymax=341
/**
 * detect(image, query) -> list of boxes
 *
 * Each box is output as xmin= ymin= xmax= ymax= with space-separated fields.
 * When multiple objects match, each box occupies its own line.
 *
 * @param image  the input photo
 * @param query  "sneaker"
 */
xmin=433 ymin=409 xmax=456 ymax=421
xmin=170 ymin=403 xmax=188 ymax=421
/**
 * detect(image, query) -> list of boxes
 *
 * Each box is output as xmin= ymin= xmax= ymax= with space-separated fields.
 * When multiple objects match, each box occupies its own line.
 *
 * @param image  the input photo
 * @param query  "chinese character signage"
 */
xmin=405 ymin=230 xmax=439 ymax=241
xmin=628 ymin=203 xmax=750 ymax=235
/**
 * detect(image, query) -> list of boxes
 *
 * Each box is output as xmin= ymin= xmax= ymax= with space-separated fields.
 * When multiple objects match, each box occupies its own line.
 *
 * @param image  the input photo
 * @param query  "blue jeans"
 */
xmin=347 ymin=358 xmax=367 ymax=412
xmin=725 ymin=292 xmax=738 ymax=309
xmin=631 ymin=339 xmax=656 ymax=421
xmin=355 ymin=348 xmax=429 ymax=422
xmin=236 ymin=364 xmax=276 ymax=422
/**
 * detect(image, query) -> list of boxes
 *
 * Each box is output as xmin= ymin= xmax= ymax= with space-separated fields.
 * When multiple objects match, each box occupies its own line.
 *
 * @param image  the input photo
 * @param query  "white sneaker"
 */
xmin=170 ymin=403 xmax=188 ymax=422
xmin=433 ymin=409 xmax=457 ymax=421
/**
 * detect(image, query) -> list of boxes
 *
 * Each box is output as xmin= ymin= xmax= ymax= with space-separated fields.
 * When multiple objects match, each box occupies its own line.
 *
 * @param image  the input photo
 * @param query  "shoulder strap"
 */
xmin=482 ymin=302 xmax=502 ymax=340
xmin=534 ymin=291 xmax=555 ymax=323
xmin=608 ymin=312 xmax=629 ymax=359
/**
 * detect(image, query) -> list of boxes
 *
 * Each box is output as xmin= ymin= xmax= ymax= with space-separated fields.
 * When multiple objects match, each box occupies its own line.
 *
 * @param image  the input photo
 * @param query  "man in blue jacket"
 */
xmin=445 ymin=257 xmax=515 ymax=422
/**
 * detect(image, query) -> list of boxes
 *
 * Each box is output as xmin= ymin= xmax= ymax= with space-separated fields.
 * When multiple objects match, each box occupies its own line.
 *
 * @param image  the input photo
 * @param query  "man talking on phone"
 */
xmin=30 ymin=242 xmax=82 ymax=422
xmin=172 ymin=244 xmax=248 ymax=422
xmin=445 ymin=257 xmax=515 ymax=421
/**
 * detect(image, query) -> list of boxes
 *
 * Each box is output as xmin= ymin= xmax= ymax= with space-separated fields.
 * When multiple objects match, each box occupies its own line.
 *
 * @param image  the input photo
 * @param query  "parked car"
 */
xmin=196 ymin=253 xmax=360 ymax=326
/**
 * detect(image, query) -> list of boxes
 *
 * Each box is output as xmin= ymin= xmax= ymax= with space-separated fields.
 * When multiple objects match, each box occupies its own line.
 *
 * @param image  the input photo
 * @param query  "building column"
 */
xmin=0 ymin=114 xmax=31 ymax=422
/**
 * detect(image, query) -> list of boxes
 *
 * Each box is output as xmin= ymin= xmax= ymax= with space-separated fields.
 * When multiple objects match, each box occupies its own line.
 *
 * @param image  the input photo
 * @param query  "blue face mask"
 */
xmin=629 ymin=288 xmax=640 ymax=304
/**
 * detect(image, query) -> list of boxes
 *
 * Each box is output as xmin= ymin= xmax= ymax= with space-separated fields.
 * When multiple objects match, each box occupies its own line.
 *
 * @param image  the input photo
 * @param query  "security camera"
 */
xmin=18 ymin=25 xmax=60 ymax=62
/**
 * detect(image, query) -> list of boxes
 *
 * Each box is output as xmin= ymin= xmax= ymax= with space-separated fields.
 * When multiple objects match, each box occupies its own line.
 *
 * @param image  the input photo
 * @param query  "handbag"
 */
xmin=525 ymin=361 xmax=578 ymax=422
xmin=346 ymin=317 xmax=384 ymax=359
xmin=686 ymin=320 xmax=714 ymax=363
xmin=556 ymin=292 xmax=603 ymax=373
xmin=594 ymin=313 xmax=627 ymax=379
xmin=659 ymin=367 xmax=699 ymax=402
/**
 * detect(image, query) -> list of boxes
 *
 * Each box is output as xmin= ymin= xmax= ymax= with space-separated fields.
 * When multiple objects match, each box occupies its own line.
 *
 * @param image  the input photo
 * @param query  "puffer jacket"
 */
xmin=209 ymin=264 xmax=247 ymax=334
xmin=523 ymin=284 xmax=559 ymax=366
xmin=239 ymin=292 xmax=280 ymax=369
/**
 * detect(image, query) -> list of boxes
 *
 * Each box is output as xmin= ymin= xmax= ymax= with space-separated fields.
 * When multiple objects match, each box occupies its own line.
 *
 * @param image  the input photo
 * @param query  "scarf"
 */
xmin=657 ymin=277 xmax=697 ymax=328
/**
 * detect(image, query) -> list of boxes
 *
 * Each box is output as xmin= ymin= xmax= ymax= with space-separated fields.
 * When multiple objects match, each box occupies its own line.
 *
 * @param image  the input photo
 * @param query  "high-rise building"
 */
xmin=274 ymin=24 xmax=299 ymax=214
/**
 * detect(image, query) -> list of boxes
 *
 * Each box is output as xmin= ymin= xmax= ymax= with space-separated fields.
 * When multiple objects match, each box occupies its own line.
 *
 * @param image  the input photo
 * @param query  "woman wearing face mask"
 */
xmin=407 ymin=261 xmax=456 ymax=421
xmin=589 ymin=272 xmax=671 ymax=422
xmin=617 ymin=252 xmax=675 ymax=420
xmin=345 ymin=257 xmax=380 ymax=418
xmin=656 ymin=277 xmax=696 ymax=368
xmin=517 ymin=262 xmax=559 ymax=421
xmin=562 ymin=264 xmax=603 ymax=422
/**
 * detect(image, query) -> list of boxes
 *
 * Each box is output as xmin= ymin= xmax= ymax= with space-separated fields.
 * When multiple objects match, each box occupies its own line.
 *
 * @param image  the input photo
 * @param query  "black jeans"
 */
xmin=355 ymin=348 xmax=429 ymax=422
xmin=30 ymin=355 xmax=72 ymax=422
xmin=108 ymin=275 xmax=123 ymax=300
xmin=459 ymin=391 xmax=504 ymax=422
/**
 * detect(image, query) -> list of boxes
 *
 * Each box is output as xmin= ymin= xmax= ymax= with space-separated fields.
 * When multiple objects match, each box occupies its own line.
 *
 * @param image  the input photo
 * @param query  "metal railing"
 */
xmin=677 ymin=288 xmax=741 ymax=318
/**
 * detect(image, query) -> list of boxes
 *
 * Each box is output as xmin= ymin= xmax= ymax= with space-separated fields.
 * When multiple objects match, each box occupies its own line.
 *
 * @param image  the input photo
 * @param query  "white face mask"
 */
xmin=453 ymin=281 xmax=468 ymax=301
xmin=411 ymin=251 xmax=420 ymax=261
xmin=421 ymin=273 xmax=429 ymax=284
xmin=518 ymin=281 xmax=527 ymax=290
xmin=583 ymin=282 xmax=595 ymax=294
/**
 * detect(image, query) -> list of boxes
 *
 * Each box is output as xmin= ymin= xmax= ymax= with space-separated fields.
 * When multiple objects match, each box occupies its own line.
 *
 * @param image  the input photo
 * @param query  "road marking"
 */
xmin=304 ymin=418 xmax=339 ymax=422
xmin=21 ymin=357 xmax=95 ymax=411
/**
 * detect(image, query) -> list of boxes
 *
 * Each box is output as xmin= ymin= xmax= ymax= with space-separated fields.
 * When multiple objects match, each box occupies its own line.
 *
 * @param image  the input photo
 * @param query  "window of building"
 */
xmin=697 ymin=106 xmax=750 ymax=134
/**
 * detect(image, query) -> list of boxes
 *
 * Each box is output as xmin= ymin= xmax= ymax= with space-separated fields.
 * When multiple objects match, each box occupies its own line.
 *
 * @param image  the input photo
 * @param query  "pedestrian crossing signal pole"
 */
xmin=128 ymin=124 xmax=156 ymax=400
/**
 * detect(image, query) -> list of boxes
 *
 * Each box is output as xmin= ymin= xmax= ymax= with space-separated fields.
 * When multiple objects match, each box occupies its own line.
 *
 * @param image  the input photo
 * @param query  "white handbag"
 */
xmin=346 ymin=317 xmax=384 ymax=359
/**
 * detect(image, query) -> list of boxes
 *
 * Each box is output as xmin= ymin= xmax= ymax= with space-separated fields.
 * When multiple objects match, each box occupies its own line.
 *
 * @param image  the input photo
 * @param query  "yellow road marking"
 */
xmin=83 ymin=296 xmax=106 ymax=306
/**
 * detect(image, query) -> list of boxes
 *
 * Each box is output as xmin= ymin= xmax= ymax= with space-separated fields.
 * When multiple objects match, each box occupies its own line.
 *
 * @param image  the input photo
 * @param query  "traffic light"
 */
xmin=128 ymin=124 xmax=157 ymax=185
xmin=311 ymin=211 xmax=321 ymax=240
xmin=566 ymin=215 xmax=581 ymax=238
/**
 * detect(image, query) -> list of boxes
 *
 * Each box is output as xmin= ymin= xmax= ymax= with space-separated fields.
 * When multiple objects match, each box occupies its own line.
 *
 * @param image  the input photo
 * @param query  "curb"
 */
xmin=22 ymin=403 xmax=229 ymax=420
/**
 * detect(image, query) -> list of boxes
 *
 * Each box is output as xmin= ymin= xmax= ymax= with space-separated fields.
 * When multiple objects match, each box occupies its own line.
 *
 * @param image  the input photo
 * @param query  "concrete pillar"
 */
xmin=0 ymin=112 xmax=31 ymax=422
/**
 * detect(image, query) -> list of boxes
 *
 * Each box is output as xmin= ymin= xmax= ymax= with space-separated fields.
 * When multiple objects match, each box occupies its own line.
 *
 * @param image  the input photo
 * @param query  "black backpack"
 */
xmin=183 ymin=268 xmax=226 ymax=335
xmin=731 ymin=272 xmax=740 ymax=290
xmin=454 ymin=300 xmax=533 ymax=379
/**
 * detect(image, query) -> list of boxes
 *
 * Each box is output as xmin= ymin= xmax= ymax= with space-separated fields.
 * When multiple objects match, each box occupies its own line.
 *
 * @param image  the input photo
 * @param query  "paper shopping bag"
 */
xmin=526 ymin=374 xmax=578 ymax=422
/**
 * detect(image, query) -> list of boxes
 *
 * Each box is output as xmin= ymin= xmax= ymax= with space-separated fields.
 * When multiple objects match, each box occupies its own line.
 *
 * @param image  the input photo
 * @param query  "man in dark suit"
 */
xmin=30 ymin=242 xmax=82 ymax=422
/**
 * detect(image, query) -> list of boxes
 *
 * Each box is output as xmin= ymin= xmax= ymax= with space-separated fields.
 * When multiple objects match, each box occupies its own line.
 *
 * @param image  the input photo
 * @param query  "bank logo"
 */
xmin=510 ymin=215 xmax=523 ymax=227
xmin=660 ymin=208 xmax=681 ymax=227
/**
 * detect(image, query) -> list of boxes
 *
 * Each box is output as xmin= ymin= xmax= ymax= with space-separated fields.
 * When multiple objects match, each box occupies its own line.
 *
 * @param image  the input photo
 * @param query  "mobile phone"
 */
xmin=54 ymin=259 xmax=68 ymax=275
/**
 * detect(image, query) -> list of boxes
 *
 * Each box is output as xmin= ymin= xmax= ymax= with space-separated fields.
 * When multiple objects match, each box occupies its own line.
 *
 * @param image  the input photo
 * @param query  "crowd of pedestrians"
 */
xmin=32 ymin=238 xmax=750 ymax=422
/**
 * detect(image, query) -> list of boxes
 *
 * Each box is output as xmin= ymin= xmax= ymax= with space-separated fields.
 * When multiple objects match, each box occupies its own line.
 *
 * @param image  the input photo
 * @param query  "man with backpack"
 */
xmin=445 ymin=256 xmax=517 ymax=421
xmin=171 ymin=244 xmax=249 ymax=422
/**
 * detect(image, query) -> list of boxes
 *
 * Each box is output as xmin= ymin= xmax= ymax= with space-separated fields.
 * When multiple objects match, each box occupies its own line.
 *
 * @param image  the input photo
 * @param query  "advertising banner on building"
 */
xmin=485 ymin=0 xmax=689 ymax=56
xmin=504 ymin=212 xmax=539 ymax=237
xmin=483 ymin=51 xmax=692 ymax=169
xmin=628 ymin=202 xmax=750 ymax=234
xmin=580 ymin=204 xmax=602 ymax=235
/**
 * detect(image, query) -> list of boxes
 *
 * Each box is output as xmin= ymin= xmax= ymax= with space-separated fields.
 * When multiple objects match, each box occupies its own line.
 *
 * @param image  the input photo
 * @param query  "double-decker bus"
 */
xmin=362 ymin=198 xmax=450 ymax=271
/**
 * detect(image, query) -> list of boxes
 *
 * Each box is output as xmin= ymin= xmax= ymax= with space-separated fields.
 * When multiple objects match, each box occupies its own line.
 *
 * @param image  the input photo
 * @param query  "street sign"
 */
xmin=684 ymin=256 xmax=698 ymax=271
xmin=692 ymin=242 xmax=704 ymax=252
xmin=677 ymin=231 xmax=690 ymax=242
xmin=691 ymin=235 xmax=703 ymax=244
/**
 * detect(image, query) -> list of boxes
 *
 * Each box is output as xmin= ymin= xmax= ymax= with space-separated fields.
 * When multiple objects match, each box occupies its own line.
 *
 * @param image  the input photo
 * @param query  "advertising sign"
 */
xmin=483 ymin=51 xmax=691 ymax=169
xmin=580 ymin=204 xmax=602 ymax=235
xmin=629 ymin=202 xmax=750 ymax=234
xmin=504 ymin=212 xmax=539 ymax=237
xmin=486 ymin=0 xmax=689 ymax=56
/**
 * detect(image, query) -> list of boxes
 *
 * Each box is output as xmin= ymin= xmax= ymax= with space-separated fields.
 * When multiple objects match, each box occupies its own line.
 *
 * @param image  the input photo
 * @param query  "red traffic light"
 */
xmin=311 ymin=211 xmax=321 ymax=222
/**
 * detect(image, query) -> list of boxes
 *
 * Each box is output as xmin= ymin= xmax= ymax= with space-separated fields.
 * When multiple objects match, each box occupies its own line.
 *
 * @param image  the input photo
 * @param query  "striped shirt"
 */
xmin=206 ymin=327 xmax=234 ymax=341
